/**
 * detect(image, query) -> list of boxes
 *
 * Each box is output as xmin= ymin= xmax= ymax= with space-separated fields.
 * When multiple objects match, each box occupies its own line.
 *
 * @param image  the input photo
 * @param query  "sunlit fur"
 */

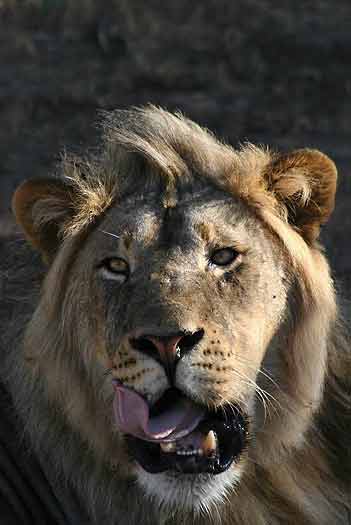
xmin=1 ymin=107 xmax=350 ymax=524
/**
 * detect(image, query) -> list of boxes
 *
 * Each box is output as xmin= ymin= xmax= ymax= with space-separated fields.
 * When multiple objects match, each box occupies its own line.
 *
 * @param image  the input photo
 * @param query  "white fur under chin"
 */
xmin=136 ymin=463 xmax=242 ymax=515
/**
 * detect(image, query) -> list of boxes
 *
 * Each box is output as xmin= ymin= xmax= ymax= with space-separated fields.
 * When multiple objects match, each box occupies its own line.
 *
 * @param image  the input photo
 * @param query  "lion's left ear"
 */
xmin=264 ymin=149 xmax=337 ymax=243
xmin=12 ymin=177 xmax=75 ymax=263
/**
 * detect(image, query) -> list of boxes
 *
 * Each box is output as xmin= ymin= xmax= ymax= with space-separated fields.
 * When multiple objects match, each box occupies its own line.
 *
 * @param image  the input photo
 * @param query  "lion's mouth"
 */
xmin=113 ymin=382 xmax=248 ymax=475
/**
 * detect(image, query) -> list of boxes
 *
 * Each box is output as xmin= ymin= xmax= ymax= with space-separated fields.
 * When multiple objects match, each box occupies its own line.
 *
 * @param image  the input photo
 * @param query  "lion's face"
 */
xmin=68 ymin=179 xmax=289 ymax=509
xmin=13 ymin=108 xmax=337 ymax=515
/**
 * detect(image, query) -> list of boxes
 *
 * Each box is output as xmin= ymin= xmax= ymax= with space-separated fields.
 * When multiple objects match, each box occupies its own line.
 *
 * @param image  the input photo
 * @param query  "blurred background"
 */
xmin=0 ymin=0 xmax=350 ymax=287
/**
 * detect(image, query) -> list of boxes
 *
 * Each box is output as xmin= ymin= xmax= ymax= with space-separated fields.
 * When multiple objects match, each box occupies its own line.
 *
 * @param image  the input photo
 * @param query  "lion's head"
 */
xmin=12 ymin=107 xmax=338 ymax=515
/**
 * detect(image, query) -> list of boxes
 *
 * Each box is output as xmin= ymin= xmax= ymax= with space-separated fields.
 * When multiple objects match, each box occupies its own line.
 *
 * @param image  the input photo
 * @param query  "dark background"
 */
xmin=1 ymin=0 xmax=350 ymax=287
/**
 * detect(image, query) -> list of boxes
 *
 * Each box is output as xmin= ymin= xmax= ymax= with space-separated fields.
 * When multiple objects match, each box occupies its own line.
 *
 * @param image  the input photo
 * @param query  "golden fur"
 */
xmin=1 ymin=106 xmax=350 ymax=524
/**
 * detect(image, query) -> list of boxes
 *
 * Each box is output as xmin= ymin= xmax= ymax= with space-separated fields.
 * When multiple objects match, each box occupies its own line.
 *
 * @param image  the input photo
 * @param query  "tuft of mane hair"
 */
xmin=15 ymin=105 xmax=336 ymax=248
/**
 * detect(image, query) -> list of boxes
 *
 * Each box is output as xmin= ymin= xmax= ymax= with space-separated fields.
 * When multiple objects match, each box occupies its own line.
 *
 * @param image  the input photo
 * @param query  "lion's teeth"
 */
xmin=175 ymin=448 xmax=201 ymax=456
xmin=160 ymin=433 xmax=217 ymax=457
xmin=160 ymin=442 xmax=177 ymax=453
xmin=202 ymin=430 xmax=217 ymax=457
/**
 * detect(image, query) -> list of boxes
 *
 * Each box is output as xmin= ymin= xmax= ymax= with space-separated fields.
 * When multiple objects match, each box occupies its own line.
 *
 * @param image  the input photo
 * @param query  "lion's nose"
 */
xmin=130 ymin=329 xmax=204 ymax=379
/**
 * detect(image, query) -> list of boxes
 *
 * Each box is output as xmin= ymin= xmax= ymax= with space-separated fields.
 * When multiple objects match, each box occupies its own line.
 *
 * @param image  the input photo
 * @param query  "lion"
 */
xmin=0 ymin=106 xmax=350 ymax=524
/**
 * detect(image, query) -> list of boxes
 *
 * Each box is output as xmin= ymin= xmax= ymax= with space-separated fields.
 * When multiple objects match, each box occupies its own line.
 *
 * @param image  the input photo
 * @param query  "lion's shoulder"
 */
xmin=0 ymin=378 xmax=89 ymax=523
xmin=0 ymin=238 xmax=44 ymax=364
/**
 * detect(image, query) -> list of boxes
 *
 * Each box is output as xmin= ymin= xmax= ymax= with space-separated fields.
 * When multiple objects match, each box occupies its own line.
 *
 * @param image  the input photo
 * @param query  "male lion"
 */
xmin=0 ymin=107 xmax=350 ymax=524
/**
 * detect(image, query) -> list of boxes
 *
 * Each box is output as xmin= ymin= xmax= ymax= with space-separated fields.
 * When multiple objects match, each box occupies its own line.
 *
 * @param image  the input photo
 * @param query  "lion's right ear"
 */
xmin=12 ymin=177 xmax=75 ymax=263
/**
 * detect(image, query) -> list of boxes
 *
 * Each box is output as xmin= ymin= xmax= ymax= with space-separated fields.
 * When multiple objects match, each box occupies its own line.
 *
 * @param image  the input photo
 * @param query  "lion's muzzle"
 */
xmin=113 ymin=382 xmax=248 ymax=475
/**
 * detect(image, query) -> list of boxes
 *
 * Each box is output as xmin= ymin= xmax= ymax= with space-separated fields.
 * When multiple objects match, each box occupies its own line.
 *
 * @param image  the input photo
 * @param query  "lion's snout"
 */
xmin=129 ymin=329 xmax=205 ymax=380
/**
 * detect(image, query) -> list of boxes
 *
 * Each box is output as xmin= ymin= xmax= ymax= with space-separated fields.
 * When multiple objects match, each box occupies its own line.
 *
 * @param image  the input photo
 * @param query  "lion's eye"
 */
xmin=209 ymin=247 xmax=239 ymax=267
xmin=99 ymin=258 xmax=129 ymax=283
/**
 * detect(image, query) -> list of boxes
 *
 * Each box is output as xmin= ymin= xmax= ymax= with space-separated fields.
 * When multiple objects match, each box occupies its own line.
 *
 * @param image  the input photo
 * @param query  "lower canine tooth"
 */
xmin=160 ymin=442 xmax=177 ymax=453
xmin=202 ymin=430 xmax=217 ymax=457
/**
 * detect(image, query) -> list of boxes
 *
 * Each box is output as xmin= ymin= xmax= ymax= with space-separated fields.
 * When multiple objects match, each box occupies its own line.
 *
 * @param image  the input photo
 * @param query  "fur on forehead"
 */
xmin=15 ymin=105 xmax=336 ymax=253
xmin=60 ymin=105 xmax=277 ymax=235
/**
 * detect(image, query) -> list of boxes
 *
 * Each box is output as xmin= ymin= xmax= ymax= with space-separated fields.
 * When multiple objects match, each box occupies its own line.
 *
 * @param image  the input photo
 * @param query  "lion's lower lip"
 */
xmin=126 ymin=400 xmax=248 ymax=475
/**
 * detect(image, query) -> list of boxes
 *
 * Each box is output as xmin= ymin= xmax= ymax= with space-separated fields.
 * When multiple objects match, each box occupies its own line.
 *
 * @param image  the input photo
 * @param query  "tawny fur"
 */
xmin=1 ymin=106 xmax=350 ymax=524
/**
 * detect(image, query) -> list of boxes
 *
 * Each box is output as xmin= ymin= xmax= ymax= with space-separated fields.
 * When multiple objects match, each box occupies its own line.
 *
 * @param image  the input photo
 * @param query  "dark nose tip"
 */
xmin=130 ymin=329 xmax=204 ymax=376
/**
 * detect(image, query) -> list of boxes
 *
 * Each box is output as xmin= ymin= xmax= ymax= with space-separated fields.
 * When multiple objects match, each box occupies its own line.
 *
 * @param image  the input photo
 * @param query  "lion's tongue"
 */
xmin=113 ymin=382 xmax=205 ymax=442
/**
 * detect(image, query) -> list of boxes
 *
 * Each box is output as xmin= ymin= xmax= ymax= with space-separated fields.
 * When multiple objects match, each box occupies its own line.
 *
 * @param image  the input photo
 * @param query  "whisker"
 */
xmin=233 ymin=354 xmax=282 ymax=391
xmin=229 ymin=368 xmax=282 ymax=421
xmin=100 ymin=229 xmax=120 ymax=239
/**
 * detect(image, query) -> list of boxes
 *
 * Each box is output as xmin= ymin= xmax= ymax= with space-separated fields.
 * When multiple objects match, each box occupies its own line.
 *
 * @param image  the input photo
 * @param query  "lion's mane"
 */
xmin=1 ymin=107 xmax=350 ymax=524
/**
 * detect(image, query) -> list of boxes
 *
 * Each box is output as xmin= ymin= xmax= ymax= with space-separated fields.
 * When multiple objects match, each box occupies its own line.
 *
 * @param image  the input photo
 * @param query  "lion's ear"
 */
xmin=265 ymin=149 xmax=337 ymax=242
xmin=12 ymin=177 xmax=75 ymax=263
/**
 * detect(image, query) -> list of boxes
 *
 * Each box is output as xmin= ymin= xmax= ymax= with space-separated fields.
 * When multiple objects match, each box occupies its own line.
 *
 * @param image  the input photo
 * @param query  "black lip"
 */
xmin=126 ymin=395 xmax=249 ymax=475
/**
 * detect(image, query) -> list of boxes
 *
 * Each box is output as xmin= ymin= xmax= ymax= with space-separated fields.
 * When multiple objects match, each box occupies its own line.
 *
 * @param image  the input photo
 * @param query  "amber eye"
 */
xmin=99 ymin=258 xmax=129 ymax=282
xmin=209 ymin=247 xmax=239 ymax=267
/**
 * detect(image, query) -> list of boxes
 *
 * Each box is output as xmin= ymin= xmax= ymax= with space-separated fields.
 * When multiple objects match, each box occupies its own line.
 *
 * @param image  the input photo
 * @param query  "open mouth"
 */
xmin=113 ymin=383 xmax=248 ymax=475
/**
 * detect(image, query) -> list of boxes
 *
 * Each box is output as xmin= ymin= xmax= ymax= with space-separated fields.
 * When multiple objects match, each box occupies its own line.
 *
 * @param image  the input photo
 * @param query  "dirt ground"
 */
xmin=1 ymin=0 xmax=350 ymax=288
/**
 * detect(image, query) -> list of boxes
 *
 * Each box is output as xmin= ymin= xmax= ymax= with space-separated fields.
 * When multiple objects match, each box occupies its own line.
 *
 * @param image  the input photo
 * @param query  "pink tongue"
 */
xmin=113 ymin=382 xmax=205 ymax=442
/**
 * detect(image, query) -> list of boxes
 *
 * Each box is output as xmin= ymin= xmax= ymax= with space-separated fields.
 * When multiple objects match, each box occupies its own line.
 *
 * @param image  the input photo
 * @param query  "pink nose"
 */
xmin=130 ymin=329 xmax=204 ymax=378
xmin=144 ymin=335 xmax=184 ymax=366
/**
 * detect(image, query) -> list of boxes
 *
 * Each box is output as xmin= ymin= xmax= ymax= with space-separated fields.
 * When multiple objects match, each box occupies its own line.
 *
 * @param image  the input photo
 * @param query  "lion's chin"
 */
xmin=135 ymin=463 xmax=243 ymax=512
